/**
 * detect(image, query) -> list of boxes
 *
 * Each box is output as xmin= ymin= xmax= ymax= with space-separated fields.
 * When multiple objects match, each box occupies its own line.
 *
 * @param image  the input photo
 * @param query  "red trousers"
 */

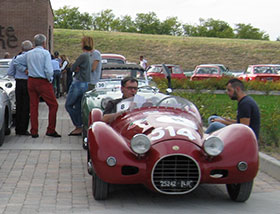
xmin=28 ymin=77 xmax=58 ymax=135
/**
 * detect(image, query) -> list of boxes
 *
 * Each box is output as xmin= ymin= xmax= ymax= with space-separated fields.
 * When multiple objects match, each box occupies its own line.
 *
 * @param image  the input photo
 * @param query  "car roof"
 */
xmin=150 ymin=64 xmax=178 ymax=67
xmin=102 ymin=63 xmax=144 ymax=71
xmin=197 ymin=64 xmax=225 ymax=67
xmin=249 ymin=64 xmax=280 ymax=67
xmin=101 ymin=53 xmax=126 ymax=59
xmin=0 ymin=59 xmax=12 ymax=65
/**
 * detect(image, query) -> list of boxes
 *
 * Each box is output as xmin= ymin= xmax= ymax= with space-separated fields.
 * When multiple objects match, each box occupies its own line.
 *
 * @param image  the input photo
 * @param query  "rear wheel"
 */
xmin=226 ymin=180 xmax=253 ymax=202
xmin=92 ymin=171 xmax=109 ymax=200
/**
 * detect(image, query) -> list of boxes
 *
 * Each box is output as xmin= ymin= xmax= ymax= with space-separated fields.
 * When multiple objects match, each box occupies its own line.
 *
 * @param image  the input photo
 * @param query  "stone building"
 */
xmin=0 ymin=0 xmax=54 ymax=58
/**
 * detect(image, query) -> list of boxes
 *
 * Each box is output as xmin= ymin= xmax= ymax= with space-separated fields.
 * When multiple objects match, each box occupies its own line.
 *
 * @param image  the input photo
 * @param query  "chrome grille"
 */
xmin=152 ymin=154 xmax=200 ymax=194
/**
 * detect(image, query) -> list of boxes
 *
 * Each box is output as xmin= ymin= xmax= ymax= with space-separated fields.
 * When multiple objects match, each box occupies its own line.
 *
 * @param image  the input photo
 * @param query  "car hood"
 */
xmin=112 ymin=107 xmax=203 ymax=147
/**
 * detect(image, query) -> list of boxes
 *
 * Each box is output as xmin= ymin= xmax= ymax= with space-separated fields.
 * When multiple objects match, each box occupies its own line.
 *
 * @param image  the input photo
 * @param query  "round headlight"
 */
xmin=203 ymin=136 xmax=224 ymax=156
xmin=5 ymin=82 xmax=12 ymax=88
xmin=131 ymin=134 xmax=151 ymax=155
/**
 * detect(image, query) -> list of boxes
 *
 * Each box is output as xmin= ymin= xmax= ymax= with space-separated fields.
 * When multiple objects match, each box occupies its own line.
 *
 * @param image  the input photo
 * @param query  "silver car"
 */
xmin=0 ymin=59 xmax=16 ymax=114
xmin=0 ymin=88 xmax=12 ymax=146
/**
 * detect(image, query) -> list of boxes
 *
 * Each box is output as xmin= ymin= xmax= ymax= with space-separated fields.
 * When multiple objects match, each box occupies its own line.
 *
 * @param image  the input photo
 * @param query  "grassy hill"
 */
xmin=54 ymin=29 xmax=280 ymax=71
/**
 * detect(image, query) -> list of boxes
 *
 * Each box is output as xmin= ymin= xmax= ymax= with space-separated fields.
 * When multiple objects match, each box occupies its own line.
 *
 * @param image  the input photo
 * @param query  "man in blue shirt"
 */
xmin=51 ymin=54 xmax=61 ymax=98
xmin=8 ymin=40 xmax=33 ymax=136
xmin=14 ymin=34 xmax=61 ymax=138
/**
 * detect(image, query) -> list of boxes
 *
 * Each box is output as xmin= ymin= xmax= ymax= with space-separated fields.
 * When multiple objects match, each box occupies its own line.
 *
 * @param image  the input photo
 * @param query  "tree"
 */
xmin=160 ymin=17 xmax=182 ymax=36
xmin=134 ymin=12 xmax=161 ymax=34
xmin=183 ymin=18 xmax=234 ymax=38
xmin=54 ymin=6 xmax=92 ymax=29
xmin=92 ymin=9 xmax=115 ymax=31
xmin=111 ymin=15 xmax=137 ymax=33
xmin=234 ymin=23 xmax=269 ymax=40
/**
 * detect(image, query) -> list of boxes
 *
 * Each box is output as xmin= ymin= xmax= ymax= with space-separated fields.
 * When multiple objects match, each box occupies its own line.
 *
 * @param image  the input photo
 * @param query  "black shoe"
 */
xmin=31 ymin=134 xmax=39 ymax=138
xmin=46 ymin=131 xmax=61 ymax=137
xmin=18 ymin=131 xmax=31 ymax=136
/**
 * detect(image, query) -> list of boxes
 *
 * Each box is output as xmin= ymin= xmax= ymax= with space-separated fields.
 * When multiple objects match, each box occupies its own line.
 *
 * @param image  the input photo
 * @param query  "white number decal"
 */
xmin=97 ymin=82 xmax=105 ymax=88
xmin=165 ymin=126 xmax=176 ymax=137
xmin=177 ymin=128 xmax=196 ymax=140
xmin=151 ymin=127 xmax=165 ymax=141
xmin=150 ymin=126 xmax=196 ymax=141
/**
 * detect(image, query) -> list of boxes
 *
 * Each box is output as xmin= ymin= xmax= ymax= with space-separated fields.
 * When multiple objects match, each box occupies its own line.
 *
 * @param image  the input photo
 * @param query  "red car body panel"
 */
xmin=88 ymin=104 xmax=259 ymax=193
xmin=238 ymin=64 xmax=280 ymax=82
xmin=147 ymin=64 xmax=187 ymax=79
xmin=191 ymin=65 xmax=230 ymax=81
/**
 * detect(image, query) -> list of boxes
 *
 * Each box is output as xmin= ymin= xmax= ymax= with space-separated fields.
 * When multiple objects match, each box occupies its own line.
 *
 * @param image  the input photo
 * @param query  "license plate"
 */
xmin=159 ymin=180 xmax=194 ymax=188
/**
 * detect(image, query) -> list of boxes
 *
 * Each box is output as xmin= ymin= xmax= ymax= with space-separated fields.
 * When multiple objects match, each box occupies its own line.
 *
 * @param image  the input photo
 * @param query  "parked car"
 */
xmin=238 ymin=64 xmax=280 ymax=82
xmin=81 ymin=63 xmax=158 ymax=149
xmin=146 ymin=64 xmax=187 ymax=79
xmin=0 ymin=88 xmax=12 ymax=146
xmin=0 ymin=58 xmax=12 ymax=66
xmin=86 ymin=95 xmax=258 ymax=202
xmin=101 ymin=53 xmax=126 ymax=64
xmin=191 ymin=64 xmax=233 ymax=81
xmin=0 ymin=59 xmax=16 ymax=114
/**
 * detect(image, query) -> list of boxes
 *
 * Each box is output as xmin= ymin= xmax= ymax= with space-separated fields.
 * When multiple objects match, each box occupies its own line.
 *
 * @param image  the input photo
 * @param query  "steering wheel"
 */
xmin=156 ymin=96 xmax=177 ymax=107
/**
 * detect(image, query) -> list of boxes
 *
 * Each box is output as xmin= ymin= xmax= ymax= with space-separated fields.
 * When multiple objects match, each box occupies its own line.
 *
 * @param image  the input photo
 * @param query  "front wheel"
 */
xmin=226 ymin=180 xmax=253 ymax=202
xmin=92 ymin=172 xmax=109 ymax=200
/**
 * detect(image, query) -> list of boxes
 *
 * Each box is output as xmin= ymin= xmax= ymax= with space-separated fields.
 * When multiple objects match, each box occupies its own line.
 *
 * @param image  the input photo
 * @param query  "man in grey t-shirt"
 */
xmin=89 ymin=49 xmax=102 ymax=90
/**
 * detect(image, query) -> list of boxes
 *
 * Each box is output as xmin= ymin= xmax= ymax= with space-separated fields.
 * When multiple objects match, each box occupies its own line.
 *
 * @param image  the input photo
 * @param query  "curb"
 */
xmin=259 ymin=152 xmax=280 ymax=181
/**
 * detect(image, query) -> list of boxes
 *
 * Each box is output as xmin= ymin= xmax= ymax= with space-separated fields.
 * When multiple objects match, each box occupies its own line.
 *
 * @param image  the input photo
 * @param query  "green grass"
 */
xmin=54 ymin=29 xmax=280 ymax=71
xmin=172 ymin=91 xmax=280 ymax=158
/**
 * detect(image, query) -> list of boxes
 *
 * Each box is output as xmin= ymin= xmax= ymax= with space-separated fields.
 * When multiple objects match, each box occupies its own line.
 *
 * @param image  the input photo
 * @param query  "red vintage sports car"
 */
xmin=87 ymin=95 xmax=259 ymax=202
xmin=238 ymin=64 xmax=280 ymax=82
xmin=146 ymin=64 xmax=187 ymax=79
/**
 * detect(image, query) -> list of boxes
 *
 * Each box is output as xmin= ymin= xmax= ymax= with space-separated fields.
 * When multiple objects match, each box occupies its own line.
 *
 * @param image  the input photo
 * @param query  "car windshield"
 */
xmin=172 ymin=66 xmax=183 ymax=74
xmin=147 ymin=66 xmax=161 ymax=73
xmin=0 ymin=66 xmax=9 ymax=78
xmin=197 ymin=67 xmax=219 ymax=74
xmin=101 ymin=59 xmax=125 ymax=64
xmin=101 ymin=69 xmax=145 ymax=79
xmin=253 ymin=66 xmax=279 ymax=74
xmin=116 ymin=95 xmax=200 ymax=118
xmin=95 ymin=79 xmax=149 ymax=90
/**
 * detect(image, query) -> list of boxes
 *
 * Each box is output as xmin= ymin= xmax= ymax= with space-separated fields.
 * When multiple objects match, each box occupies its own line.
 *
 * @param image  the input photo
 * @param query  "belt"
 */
xmin=15 ymin=79 xmax=28 ymax=81
xmin=29 ymin=76 xmax=47 ymax=80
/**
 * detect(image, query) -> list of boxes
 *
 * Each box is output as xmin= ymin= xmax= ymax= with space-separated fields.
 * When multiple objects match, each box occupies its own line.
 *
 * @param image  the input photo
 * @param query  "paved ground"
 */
xmin=0 ymin=97 xmax=280 ymax=214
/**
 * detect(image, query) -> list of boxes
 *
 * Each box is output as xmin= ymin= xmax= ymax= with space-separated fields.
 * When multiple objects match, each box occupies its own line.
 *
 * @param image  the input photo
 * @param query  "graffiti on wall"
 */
xmin=0 ymin=25 xmax=18 ymax=49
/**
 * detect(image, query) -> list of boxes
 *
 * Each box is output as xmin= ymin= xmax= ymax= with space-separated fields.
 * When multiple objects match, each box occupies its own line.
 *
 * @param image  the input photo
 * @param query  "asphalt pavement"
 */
xmin=0 ymin=97 xmax=280 ymax=214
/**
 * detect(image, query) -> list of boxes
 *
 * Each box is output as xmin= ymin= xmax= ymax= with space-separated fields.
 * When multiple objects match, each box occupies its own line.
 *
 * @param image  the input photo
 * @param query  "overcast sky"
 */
xmin=50 ymin=0 xmax=279 ymax=40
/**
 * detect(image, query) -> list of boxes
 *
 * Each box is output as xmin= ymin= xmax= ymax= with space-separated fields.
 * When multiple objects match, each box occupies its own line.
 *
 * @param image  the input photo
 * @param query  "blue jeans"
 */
xmin=52 ymin=70 xmax=61 ymax=97
xmin=205 ymin=115 xmax=226 ymax=134
xmin=65 ymin=80 xmax=88 ymax=128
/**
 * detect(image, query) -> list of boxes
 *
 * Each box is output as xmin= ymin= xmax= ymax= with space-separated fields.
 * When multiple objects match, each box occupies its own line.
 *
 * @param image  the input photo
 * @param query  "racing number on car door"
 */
xmin=150 ymin=126 xmax=196 ymax=141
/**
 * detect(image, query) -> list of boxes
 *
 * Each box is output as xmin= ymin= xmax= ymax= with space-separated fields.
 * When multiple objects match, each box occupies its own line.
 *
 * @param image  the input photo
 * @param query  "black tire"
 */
xmin=87 ymin=149 xmax=93 ymax=175
xmin=226 ymin=180 xmax=253 ymax=202
xmin=92 ymin=171 xmax=109 ymax=200
xmin=0 ymin=118 xmax=6 ymax=147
